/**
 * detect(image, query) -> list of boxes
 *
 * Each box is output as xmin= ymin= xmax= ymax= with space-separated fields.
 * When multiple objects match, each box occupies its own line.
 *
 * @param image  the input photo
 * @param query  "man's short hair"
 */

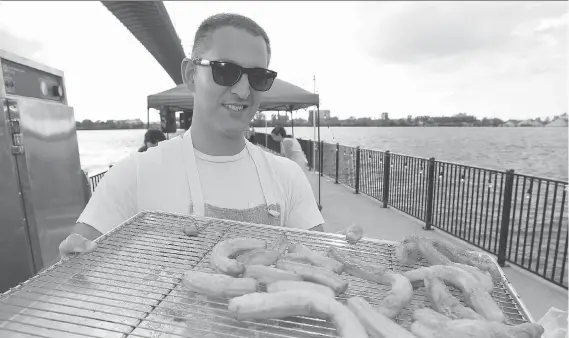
xmin=191 ymin=13 xmax=271 ymax=64
xmin=144 ymin=129 xmax=166 ymax=143
xmin=271 ymin=126 xmax=287 ymax=138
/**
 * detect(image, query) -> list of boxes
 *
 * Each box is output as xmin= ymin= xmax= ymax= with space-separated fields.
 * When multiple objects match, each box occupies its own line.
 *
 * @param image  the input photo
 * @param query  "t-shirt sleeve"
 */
xmin=77 ymin=154 xmax=138 ymax=234
xmin=282 ymin=139 xmax=294 ymax=158
xmin=285 ymin=162 xmax=325 ymax=230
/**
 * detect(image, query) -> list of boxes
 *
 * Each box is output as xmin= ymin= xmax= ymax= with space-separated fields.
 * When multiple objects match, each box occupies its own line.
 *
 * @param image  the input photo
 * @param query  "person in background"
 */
xmin=59 ymin=13 xmax=325 ymax=257
xmin=270 ymin=126 xmax=308 ymax=171
xmin=245 ymin=124 xmax=256 ymax=144
xmin=138 ymin=129 xmax=166 ymax=152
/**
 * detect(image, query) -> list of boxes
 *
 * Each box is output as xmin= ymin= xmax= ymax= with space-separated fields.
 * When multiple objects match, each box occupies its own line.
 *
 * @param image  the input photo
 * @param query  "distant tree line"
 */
xmin=76 ymin=119 xmax=160 ymax=130
xmin=250 ymin=112 xmax=566 ymax=128
xmin=76 ymin=112 xmax=566 ymax=130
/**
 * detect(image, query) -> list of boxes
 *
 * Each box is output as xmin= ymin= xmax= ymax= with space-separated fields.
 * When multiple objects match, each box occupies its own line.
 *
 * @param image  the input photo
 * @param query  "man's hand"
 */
xmin=335 ymin=224 xmax=364 ymax=243
xmin=58 ymin=223 xmax=102 ymax=257
xmin=59 ymin=233 xmax=97 ymax=256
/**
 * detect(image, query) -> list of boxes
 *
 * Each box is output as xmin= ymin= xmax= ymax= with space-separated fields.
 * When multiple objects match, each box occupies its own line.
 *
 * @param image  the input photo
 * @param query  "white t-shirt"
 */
xmin=77 ymin=138 xmax=324 ymax=234
xmin=281 ymin=138 xmax=308 ymax=168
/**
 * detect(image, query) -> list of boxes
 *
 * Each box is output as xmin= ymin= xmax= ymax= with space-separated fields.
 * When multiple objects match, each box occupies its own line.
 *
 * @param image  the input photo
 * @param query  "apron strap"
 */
xmin=181 ymin=130 xmax=205 ymax=216
xmin=244 ymin=140 xmax=278 ymax=209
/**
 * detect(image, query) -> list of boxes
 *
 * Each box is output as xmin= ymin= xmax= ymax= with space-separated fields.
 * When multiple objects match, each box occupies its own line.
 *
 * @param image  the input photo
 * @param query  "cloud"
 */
xmin=0 ymin=25 xmax=45 ymax=58
xmin=357 ymin=2 xmax=565 ymax=63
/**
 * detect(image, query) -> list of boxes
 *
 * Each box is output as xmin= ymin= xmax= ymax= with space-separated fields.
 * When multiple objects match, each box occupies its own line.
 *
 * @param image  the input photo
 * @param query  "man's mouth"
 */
xmin=223 ymin=104 xmax=248 ymax=112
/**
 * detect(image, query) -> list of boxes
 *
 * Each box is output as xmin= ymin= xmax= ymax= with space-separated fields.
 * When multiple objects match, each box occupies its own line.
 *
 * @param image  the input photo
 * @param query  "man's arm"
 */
xmin=60 ymin=155 xmax=138 ymax=255
xmin=71 ymin=222 xmax=103 ymax=241
xmin=76 ymin=154 xmax=138 ymax=235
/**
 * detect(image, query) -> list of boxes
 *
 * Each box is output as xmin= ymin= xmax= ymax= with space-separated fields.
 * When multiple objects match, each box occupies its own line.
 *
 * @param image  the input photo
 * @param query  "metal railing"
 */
xmin=88 ymin=171 xmax=107 ymax=193
xmin=255 ymin=132 xmax=568 ymax=289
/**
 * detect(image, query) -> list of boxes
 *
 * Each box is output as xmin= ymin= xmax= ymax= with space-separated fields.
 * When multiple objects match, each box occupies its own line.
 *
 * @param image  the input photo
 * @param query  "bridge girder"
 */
xmin=101 ymin=1 xmax=185 ymax=85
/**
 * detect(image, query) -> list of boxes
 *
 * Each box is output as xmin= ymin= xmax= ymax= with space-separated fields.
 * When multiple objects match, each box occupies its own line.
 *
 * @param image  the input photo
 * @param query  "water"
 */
xmin=78 ymin=127 xmax=568 ymax=181
xmin=77 ymin=129 xmax=182 ymax=175
xmin=257 ymin=126 xmax=568 ymax=181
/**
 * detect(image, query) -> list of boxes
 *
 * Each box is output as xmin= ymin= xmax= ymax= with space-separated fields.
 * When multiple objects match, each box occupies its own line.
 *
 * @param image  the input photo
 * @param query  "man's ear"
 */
xmin=181 ymin=58 xmax=196 ymax=92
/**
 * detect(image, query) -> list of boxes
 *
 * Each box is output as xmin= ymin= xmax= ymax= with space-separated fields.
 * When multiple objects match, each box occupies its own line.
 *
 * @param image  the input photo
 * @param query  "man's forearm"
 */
xmin=71 ymin=222 xmax=103 ymax=241
xmin=309 ymin=224 xmax=324 ymax=232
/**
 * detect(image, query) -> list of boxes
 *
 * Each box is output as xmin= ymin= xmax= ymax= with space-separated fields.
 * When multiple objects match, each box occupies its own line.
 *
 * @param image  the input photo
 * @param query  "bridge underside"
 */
xmin=101 ymin=1 xmax=185 ymax=85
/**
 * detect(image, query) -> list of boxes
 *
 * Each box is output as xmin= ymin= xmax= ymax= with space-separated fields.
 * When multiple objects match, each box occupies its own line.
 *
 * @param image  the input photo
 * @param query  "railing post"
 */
xmin=497 ymin=169 xmax=515 ymax=267
xmin=81 ymin=170 xmax=92 ymax=204
xmin=319 ymin=141 xmax=324 ymax=177
xmin=424 ymin=157 xmax=436 ymax=230
xmin=310 ymin=140 xmax=314 ymax=170
xmin=335 ymin=143 xmax=340 ymax=184
xmin=354 ymin=146 xmax=361 ymax=194
xmin=382 ymin=151 xmax=390 ymax=208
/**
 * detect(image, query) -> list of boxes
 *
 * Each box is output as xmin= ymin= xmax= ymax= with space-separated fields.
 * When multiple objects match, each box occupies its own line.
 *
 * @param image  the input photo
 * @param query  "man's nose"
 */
xmin=231 ymin=74 xmax=251 ymax=100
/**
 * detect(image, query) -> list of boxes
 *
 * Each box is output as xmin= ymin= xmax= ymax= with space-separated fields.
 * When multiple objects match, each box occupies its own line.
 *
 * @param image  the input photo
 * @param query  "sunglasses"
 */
xmin=191 ymin=58 xmax=277 ymax=92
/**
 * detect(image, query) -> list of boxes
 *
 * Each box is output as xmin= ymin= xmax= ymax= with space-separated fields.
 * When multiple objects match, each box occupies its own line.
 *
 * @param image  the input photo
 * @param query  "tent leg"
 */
xmin=147 ymin=108 xmax=150 ymax=129
xmin=317 ymin=105 xmax=322 ymax=211
xmin=290 ymin=110 xmax=294 ymax=136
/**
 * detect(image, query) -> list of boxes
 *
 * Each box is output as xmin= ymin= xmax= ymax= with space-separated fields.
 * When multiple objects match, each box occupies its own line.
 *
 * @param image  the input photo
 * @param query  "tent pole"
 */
xmin=312 ymin=113 xmax=316 ymax=173
xmin=317 ymin=105 xmax=322 ymax=211
xmin=312 ymin=75 xmax=317 ymax=178
xmin=265 ymin=116 xmax=268 ymax=148
xmin=290 ymin=110 xmax=294 ymax=136
xmin=147 ymin=108 xmax=150 ymax=130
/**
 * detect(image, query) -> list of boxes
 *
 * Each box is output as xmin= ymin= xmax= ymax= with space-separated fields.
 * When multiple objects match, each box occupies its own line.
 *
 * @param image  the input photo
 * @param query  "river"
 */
xmin=77 ymin=127 xmax=568 ymax=181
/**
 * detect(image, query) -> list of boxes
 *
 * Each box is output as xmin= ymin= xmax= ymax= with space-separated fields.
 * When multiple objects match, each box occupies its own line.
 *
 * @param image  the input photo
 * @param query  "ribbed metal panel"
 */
xmin=101 ymin=1 xmax=185 ymax=85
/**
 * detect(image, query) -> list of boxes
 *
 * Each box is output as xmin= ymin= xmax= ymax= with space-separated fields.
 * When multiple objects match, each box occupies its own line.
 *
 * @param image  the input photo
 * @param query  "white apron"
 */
xmin=136 ymin=130 xmax=283 ymax=226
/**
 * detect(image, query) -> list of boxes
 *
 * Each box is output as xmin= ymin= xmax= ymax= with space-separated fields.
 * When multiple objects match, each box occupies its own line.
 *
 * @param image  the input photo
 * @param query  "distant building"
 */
xmin=123 ymin=119 xmax=144 ymax=125
xmin=501 ymin=120 xmax=518 ymax=127
xmin=308 ymin=110 xmax=331 ymax=124
xmin=517 ymin=119 xmax=543 ymax=127
xmin=344 ymin=116 xmax=358 ymax=126
xmin=276 ymin=114 xmax=289 ymax=122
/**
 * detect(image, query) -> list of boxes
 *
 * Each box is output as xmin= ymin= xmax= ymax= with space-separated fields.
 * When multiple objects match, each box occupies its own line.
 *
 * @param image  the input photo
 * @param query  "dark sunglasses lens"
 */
xmin=211 ymin=62 xmax=242 ymax=86
xmin=248 ymin=69 xmax=276 ymax=92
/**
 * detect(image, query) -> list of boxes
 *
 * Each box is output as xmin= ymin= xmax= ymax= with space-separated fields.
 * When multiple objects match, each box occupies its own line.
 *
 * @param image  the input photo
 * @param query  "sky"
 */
xmin=0 ymin=1 xmax=567 ymax=122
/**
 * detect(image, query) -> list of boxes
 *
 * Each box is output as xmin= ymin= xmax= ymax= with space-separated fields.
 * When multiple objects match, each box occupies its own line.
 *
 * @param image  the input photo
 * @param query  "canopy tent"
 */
xmin=147 ymin=78 xmax=319 ymax=112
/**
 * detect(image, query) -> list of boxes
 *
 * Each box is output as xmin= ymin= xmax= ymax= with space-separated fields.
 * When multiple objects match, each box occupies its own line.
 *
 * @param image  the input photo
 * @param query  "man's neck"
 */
xmin=189 ymin=123 xmax=245 ymax=156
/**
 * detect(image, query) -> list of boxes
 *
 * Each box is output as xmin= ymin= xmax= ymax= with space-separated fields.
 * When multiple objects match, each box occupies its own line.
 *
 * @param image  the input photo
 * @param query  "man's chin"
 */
xmin=217 ymin=124 xmax=249 ymax=138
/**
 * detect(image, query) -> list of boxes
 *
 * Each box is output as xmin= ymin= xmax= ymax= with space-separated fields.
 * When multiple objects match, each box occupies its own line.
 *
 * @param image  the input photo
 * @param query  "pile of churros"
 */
xmin=181 ymin=230 xmax=544 ymax=338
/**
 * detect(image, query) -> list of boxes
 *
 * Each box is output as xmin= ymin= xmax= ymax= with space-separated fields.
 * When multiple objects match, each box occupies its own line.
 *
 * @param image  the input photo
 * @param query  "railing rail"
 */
xmin=254 ymin=131 xmax=568 ymax=289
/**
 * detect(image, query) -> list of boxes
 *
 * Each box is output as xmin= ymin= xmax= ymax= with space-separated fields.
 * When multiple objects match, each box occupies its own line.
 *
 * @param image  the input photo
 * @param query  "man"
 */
xmin=60 ymin=13 xmax=324 ymax=255
xmin=138 ymin=129 xmax=166 ymax=152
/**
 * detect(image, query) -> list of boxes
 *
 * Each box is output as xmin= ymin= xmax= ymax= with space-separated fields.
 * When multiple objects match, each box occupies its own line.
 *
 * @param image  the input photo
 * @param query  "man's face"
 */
xmin=187 ymin=26 xmax=269 ymax=138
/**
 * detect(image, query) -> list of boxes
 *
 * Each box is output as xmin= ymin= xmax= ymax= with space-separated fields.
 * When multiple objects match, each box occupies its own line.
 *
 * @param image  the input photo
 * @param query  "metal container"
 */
xmin=0 ymin=49 xmax=87 ymax=293
xmin=0 ymin=211 xmax=533 ymax=337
